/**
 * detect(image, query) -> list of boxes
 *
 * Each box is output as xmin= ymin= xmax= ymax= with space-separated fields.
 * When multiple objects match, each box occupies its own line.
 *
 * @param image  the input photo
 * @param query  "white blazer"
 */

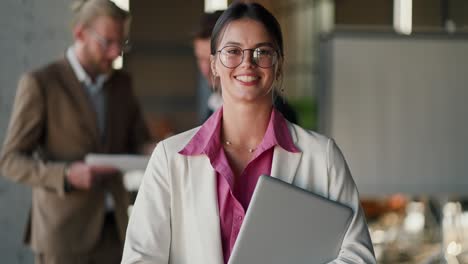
xmin=122 ymin=123 xmax=376 ymax=264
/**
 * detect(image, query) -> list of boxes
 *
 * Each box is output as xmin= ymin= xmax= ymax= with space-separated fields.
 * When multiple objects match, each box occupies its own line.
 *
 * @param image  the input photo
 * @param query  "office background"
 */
xmin=1 ymin=0 xmax=467 ymax=263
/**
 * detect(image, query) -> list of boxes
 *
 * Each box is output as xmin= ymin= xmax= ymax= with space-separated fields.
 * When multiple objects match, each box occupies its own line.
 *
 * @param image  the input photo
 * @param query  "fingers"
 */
xmin=67 ymin=162 xmax=92 ymax=190
xmin=66 ymin=163 xmax=121 ymax=191
xmin=83 ymin=172 xmax=95 ymax=189
xmin=90 ymin=166 xmax=121 ymax=187
xmin=90 ymin=165 xmax=120 ymax=176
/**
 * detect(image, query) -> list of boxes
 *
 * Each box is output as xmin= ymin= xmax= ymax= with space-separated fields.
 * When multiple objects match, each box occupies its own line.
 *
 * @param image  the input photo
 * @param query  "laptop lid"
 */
xmin=228 ymin=175 xmax=354 ymax=264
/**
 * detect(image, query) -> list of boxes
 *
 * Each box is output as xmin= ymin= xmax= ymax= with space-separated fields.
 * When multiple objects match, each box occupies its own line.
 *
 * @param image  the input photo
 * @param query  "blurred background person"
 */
xmin=193 ymin=10 xmax=224 ymax=123
xmin=193 ymin=10 xmax=298 ymax=124
xmin=0 ymin=0 xmax=150 ymax=263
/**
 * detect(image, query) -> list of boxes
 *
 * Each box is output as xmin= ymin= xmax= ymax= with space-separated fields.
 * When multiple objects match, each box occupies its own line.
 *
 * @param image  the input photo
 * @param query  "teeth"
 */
xmin=236 ymin=75 xmax=259 ymax=82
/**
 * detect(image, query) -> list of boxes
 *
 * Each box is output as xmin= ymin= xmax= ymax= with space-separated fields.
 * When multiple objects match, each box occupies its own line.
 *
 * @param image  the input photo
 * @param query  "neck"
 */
xmin=221 ymin=101 xmax=272 ymax=150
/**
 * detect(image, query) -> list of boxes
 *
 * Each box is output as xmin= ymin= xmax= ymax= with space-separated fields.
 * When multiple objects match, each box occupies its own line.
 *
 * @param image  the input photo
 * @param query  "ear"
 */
xmin=73 ymin=23 xmax=86 ymax=43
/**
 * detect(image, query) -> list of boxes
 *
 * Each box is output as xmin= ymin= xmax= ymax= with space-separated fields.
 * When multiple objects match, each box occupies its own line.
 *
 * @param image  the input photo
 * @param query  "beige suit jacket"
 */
xmin=0 ymin=58 xmax=150 ymax=255
xmin=122 ymin=123 xmax=376 ymax=264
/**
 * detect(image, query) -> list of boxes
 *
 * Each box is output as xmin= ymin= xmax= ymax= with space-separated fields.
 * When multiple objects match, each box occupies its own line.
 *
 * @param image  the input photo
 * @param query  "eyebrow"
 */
xmin=223 ymin=41 xmax=275 ymax=48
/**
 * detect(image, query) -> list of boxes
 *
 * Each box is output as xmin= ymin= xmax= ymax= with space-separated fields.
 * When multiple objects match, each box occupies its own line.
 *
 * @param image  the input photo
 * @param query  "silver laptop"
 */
xmin=228 ymin=175 xmax=353 ymax=264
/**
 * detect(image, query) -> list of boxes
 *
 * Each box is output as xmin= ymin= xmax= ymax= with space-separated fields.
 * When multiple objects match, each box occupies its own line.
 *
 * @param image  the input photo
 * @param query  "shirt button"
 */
xmin=237 ymin=216 xmax=243 ymax=221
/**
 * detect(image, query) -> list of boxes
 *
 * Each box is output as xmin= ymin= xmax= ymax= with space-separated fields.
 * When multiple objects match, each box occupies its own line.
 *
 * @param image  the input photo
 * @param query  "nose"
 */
xmin=240 ymin=49 xmax=255 ymax=67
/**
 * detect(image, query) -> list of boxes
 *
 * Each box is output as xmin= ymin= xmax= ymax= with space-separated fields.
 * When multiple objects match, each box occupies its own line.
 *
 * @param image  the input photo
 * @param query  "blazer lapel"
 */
xmin=190 ymin=156 xmax=224 ymax=264
xmin=57 ymin=59 xmax=100 ymax=147
xmin=271 ymin=124 xmax=302 ymax=184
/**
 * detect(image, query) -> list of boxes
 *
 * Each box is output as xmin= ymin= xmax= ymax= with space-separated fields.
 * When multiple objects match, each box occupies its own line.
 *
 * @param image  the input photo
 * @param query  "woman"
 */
xmin=122 ymin=3 xmax=375 ymax=264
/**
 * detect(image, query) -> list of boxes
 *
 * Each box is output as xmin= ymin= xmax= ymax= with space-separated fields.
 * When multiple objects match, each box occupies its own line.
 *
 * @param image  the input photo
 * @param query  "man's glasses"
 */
xmin=87 ymin=28 xmax=131 ymax=54
xmin=217 ymin=46 xmax=278 ymax=69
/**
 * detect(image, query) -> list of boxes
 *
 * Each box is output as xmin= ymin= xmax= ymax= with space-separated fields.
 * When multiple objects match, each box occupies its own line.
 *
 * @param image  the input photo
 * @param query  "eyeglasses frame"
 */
xmin=216 ymin=45 xmax=279 ymax=69
xmin=86 ymin=28 xmax=131 ymax=54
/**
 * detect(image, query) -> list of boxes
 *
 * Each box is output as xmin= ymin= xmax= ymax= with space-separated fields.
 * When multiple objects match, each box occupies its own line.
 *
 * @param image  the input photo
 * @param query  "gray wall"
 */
xmin=320 ymin=32 xmax=468 ymax=196
xmin=0 ymin=1 xmax=71 ymax=263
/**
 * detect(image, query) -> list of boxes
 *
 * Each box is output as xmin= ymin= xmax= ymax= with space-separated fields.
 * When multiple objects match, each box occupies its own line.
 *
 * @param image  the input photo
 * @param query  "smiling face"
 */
xmin=211 ymin=18 xmax=281 ymax=107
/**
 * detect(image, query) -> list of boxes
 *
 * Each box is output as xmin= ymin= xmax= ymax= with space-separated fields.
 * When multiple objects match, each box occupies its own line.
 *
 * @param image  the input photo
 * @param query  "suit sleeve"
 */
xmin=326 ymin=139 xmax=376 ymax=264
xmin=0 ymin=73 xmax=67 ymax=196
xmin=122 ymin=141 xmax=171 ymax=264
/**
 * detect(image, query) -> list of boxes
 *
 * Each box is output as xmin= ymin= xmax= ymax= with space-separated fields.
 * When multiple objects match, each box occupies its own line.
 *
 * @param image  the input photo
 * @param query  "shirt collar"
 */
xmin=179 ymin=107 xmax=223 ymax=156
xmin=271 ymin=107 xmax=300 ymax=153
xmin=179 ymin=107 xmax=300 ymax=156
xmin=257 ymin=108 xmax=300 ymax=154
xmin=66 ymin=46 xmax=109 ymax=90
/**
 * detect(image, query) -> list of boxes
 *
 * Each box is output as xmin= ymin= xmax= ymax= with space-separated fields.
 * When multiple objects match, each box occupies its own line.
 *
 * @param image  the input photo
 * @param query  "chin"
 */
xmin=233 ymin=91 xmax=272 ymax=104
xmin=238 ymin=87 xmax=271 ymax=99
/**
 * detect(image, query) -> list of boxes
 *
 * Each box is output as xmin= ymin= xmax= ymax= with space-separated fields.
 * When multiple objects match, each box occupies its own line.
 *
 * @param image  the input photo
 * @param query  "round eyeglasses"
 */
xmin=217 ymin=46 xmax=278 ymax=69
xmin=87 ymin=28 xmax=131 ymax=54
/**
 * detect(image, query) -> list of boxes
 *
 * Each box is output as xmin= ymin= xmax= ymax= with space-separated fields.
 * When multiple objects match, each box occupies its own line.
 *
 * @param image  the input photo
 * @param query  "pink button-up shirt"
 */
xmin=180 ymin=107 xmax=299 ymax=263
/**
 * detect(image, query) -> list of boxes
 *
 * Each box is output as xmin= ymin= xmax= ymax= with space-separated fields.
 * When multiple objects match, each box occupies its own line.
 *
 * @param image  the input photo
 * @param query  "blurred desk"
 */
xmin=368 ymin=200 xmax=468 ymax=264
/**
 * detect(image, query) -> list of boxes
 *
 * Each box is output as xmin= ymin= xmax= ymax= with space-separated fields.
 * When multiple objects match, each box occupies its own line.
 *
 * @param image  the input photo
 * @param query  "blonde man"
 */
xmin=0 ymin=0 xmax=150 ymax=263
